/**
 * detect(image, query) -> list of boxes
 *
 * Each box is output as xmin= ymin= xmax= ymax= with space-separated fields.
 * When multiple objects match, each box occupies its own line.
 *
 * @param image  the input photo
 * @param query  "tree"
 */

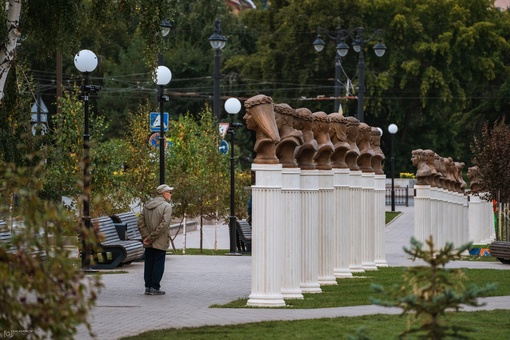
xmin=471 ymin=118 xmax=510 ymax=202
xmin=226 ymin=0 xmax=510 ymax=174
xmin=371 ymin=236 xmax=495 ymax=339
xmin=0 ymin=152 xmax=102 ymax=339
xmin=166 ymin=109 xmax=230 ymax=221
xmin=0 ymin=0 xmax=173 ymax=107
xmin=123 ymin=100 xmax=160 ymax=210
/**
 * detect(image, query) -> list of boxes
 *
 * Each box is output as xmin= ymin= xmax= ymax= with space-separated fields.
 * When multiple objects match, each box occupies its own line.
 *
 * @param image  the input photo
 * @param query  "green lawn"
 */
xmin=213 ymin=267 xmax=510 ymax=309
xmin=122 ymin=310 xmax=510 ymax=340
xmin=121 ymin=267 xmax=510 ymax=339
xmin=385 ymin=211 xmax=401 ymax=224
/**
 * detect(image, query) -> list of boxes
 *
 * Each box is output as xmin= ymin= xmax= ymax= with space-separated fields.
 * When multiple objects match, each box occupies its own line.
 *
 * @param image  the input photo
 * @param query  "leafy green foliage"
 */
xmin=371 ymin=236 xmax=496 ymax=339
xmin=122 ymin=100 xmax=159 ymax=210
xmin=471 ymin=118 xmax=510 ymax=202
xmin=0 ymin=153 xmax=101 ymax=339
xmin=166 ymin=108 xmax=230 ymax=221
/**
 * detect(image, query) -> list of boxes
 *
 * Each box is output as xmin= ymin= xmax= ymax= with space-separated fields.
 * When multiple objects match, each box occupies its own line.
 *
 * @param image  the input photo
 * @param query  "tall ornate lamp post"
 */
xmin=312 ymin=27 xmax=345 ymax=113
xmin=313 ymin=27 xmax=386 ymax=122
xmin=153 ymin=66 xmax=172 ymax=185
xmin=158 ymin=19 xmax=172 ymax=66
xmin=225 ymin=97 xmax=242 ymax=254
xmin=74 ymin=49 xmax=100 ymax=270
xmin=388 ymin=123 xmax=398 ymax=212
xmin=209 ymin=19 xmax=227 ymax=121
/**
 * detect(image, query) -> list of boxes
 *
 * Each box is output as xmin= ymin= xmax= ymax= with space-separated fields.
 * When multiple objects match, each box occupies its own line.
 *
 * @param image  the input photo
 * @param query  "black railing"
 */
xmin=385 ymin=186 xmax=410 ymax=207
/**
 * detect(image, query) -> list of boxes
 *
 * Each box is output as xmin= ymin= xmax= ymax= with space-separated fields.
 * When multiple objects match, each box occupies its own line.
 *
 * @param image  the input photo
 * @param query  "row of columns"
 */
xmin=415 ymin=185 xmax=494 ymax=246
xmin=412 ymin=151 xmax=494 ymax=247
xmin=247 ymin=164 xmax=387 ymax=307
xmin=241 ymin=95 xmax=388 ymax=307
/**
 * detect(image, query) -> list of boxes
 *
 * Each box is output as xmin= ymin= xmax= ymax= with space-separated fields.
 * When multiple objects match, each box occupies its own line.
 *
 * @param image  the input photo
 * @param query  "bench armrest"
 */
xmin=113 ymin=223 xmax=128 ymax=241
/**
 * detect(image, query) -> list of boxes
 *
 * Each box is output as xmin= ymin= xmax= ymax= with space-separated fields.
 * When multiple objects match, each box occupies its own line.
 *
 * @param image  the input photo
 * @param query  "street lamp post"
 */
xmin=312 ymin=27 xmax=345 ymax=113
xmin=154 ymin=66 xmax=172 ymax=185
xmin=388 ymin=123 xmax=398 ymax=212
xmin=74 ymin=49 xmax=100 ymax=271
xmin=225 ymin=97 xmax=242 ymax=254
xmin=209 ymin=19 xmax=227 ymax=121
xmin=158 ymin=19 xmax=172 ymax=66
xmin=313 ymin=27 xmax=386 ymax=122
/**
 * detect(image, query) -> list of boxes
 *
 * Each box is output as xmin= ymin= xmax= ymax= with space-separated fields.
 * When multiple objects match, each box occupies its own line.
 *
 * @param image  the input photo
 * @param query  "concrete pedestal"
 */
xmin=349 ymin=170 xmax=364 ymax=273
xmin=247 ymin=164 xmax=286 ymax=307
xmin=361 ymin=172 xmax=377 ymax=270
xmin=318 ymin=170 xmax=337 ymax=285
xmin=374 ymin=174 xmax=388 ymax=267
xmin=299 ymin=169 xmax=322 ymax=293
xmin=414 ymin=185 xmax=431 ymax=243
xmin=281 ymin=167 xmax=304 ymax=299
xmin=333 ymin=168 xmax=352 ymax=277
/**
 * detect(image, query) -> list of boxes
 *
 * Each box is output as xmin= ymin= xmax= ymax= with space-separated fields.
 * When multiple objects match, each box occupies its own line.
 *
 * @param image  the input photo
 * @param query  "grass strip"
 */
xmin=214 ymin=267 xmax=510 ymax=309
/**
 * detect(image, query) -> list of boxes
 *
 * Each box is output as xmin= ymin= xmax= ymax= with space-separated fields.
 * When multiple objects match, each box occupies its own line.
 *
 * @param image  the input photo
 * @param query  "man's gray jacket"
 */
xmin=137 ymin=196 xmax=172 ymax=251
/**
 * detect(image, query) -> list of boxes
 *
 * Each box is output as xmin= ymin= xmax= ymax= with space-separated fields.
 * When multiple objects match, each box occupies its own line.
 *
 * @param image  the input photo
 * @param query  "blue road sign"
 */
xmin=150 ymin=112 xmax=169 ymax=132
xmin=219 ymin=139 xmax=229 ymax=154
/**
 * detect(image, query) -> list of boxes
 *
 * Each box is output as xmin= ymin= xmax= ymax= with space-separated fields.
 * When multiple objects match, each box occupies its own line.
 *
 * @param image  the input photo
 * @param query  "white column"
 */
xmin=374 ymin=174 xmax=388 ymax=267
xmin=455 ymin=192 xmax=464 ymax=246
xmin=299 ymin=169 xmax=322 ymax=293
xmin=414 ymin=184 xmax=431 ymax=243
xmin=361 ymin=172 xmax=377 ymax=270
xmin=318 ymin=169 xmax=337 ymax=285
xmin=461 ymin=194 xmax=469 ymax=245
xmin=437 ymin=188 xmax=446 ymax=246
xmin=281 ymin=167 xmax=303 ymax=299
xmin=482 ymin=196 xmax=495 ymax=243
xmin=468 ymin=194 xmax=482 ymax=243
xmin=429 ymin=187 xmax=439 ymax=242
xmin=247 ymin=163 xmax=286 ymax=307
xmin=349 ymin=170 xmax=364 ymax=272
xmin=445 ymin=190 xmax=454 ymax=244
xmin=333 ymin=168 xmax=352 ymax=277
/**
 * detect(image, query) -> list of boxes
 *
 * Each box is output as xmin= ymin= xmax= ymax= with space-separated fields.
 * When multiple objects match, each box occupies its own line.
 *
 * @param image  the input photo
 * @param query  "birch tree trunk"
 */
xmin=0 ymin=0 xmax=22 ymax=105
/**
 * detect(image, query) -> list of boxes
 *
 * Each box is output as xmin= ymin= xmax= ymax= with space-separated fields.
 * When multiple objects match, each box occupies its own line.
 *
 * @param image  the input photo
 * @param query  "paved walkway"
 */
xmin=75 ymin=206 xmax=510 ymax=339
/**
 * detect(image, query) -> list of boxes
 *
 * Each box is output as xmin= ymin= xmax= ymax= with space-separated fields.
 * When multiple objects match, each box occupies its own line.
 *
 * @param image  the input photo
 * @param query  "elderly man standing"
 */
xmin=137 ymin=184 xmax=173 ymax=295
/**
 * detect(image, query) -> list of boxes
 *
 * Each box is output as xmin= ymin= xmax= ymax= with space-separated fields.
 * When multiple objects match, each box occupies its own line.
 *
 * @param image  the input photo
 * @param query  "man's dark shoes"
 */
xmin=149 ymin=288 xmax=165 ymax=295
xmin=144 ymin=287 xmax=151 ymax=295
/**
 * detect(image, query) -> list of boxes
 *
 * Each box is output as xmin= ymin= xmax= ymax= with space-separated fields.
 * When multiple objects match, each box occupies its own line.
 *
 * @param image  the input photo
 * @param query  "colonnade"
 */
xmin=412 ymin=151 xmax=494 ymax=247
xmin=242 ymin=95 xmax=386 ymax=307
xmin=241 ymin=95 xmax=494 ymax=307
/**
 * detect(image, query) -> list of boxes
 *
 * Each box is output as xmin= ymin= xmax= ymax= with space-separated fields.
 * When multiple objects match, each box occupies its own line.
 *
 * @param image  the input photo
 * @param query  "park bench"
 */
xmin=0 ymin=228 xmax=15 ymax=254
xmin=236 ymin=219 xmax=252 ymax=253
xmin=92 ymin=216 xmax=145 ymax=269
xmin=0 ymin=220 xmax=47 ymax=260
xmin=110 ymin=211 xmax=143 ymax=242
xmin=110 ymin=211 xmax=144 ymax=261
xmin=489 ymin=241 xmax=510 ymax=264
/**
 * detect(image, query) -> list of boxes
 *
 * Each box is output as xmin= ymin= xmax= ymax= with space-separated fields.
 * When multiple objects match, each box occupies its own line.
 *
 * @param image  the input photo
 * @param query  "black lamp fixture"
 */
xmin=158 ymin=19 xmax=172 ymax=66
xmin=313 ymin=27 xmax=386 ymax=122
xmin=388 ymin=123 xmax=398 ymax=212
xmin=225 ymin=97 xmax=242 ymax=254
xmin=153 ymin=65 xmax=172 ymax=185
xmin=209 ymin=19 xmax=227 ymax=121
xmin=74 ymin=49 xmax=100 ymax=271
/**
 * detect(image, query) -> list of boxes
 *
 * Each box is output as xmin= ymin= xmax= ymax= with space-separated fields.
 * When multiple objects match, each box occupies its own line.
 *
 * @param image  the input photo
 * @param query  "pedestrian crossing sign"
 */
xmin=150 ymin=112 xmax=169 ymax=132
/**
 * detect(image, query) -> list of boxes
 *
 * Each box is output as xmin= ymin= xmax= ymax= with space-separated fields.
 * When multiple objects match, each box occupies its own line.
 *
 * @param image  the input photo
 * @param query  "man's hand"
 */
xmin=143 ymin=238 xmax=151 ymax=246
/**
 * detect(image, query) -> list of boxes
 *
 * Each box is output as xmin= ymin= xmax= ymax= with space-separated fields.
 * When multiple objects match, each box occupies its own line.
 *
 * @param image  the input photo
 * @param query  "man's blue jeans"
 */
xmin=144 ymin=247 xmax=166 ymax=290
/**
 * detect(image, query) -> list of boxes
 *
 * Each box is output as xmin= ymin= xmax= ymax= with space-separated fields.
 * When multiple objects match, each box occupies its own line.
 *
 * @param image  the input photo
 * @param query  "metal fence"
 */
xmin=385 ymin=186 xmax=411 ymax=207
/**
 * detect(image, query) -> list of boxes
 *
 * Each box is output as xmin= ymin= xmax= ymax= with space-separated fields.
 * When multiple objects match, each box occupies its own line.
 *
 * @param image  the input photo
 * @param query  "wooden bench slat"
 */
xmin=236 ymin=220 xmax=252 ymax=253
xmin=92 ymin=216 xmax=145 ymax=269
